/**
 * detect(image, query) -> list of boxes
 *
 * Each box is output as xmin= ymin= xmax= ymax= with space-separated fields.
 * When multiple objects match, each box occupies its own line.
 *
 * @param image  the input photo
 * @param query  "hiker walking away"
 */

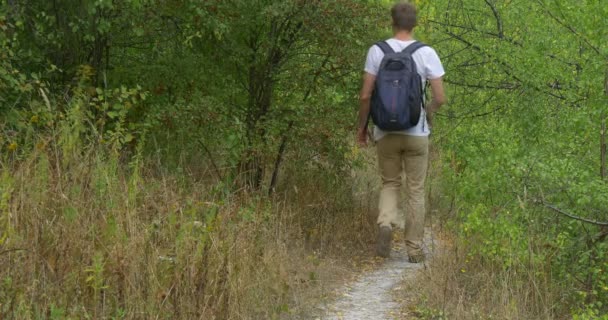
xmin=357 ymin=2 xmax=446 ymax=262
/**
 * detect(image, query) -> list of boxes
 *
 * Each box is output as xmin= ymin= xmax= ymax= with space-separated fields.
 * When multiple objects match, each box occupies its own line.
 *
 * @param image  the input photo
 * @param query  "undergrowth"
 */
xmin=0 ymin=88 xmax=377 ymax=319
xmin=406 ymin=146 xmax=608 ymax=320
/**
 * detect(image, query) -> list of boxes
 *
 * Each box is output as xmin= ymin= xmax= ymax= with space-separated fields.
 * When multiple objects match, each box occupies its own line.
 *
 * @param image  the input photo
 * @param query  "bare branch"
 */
xmin=442 ymin=30 xmax=569 ymax=101
xmin=543 ymin=202 xmax=608 ymax=226
xmin=535 ymin=0 xmax=604 ymax=58
xmin=428 ymin=19 xmax=521 ymax=46
xmin=444 ymin=79 xmax=520 ymax=91
xmin=484 ymin=0 xmax=504 ymax=39
xmin=197 ymin=139 xmax=223 ymax=181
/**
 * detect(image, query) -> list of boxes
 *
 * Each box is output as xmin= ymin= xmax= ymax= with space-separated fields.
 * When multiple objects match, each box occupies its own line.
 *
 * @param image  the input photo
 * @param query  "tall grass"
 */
xmin=0 ymin=97 xmax=378 ymax=319
xmin=404 ymin=150 xmax=577 ymax=320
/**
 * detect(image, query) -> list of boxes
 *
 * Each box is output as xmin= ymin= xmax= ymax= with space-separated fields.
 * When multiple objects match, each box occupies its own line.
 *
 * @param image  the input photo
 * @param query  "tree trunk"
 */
xmin=602 ymin=115 xmax=606 ymax=180
xmin=268 ymin=121 xmax=294 ymax=196
xmin=241 ymin=65 xmax=273 ymax=190
xmin=603 ymin=69 xmax=608 ymax=180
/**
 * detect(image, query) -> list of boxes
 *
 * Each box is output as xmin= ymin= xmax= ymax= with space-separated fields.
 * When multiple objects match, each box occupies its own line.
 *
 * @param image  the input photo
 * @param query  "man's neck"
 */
xmin=393 ymin=30 xmax=414 ymax=41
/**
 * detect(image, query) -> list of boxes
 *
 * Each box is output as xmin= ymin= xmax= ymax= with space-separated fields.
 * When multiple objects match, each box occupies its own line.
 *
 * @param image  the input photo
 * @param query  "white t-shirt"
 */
xmin=364 ymin=39 xmax=445 ymax=140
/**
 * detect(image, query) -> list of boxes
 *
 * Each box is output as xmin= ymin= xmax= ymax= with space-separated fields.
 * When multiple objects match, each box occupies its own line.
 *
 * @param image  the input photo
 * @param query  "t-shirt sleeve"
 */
xmin=364 ymin=45 xmax=383 ymax=76
xmin=421 ymin=47 xmax=445 ymax=80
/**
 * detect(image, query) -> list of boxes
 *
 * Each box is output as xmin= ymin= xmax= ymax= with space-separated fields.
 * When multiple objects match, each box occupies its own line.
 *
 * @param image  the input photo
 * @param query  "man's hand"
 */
xmin=426 ymin=111 xmax=435 ymax=129
xmin=357 ymin=127 xmax=368 ymax=147
xmin=426 ymin=103 xmax=439 ymax=128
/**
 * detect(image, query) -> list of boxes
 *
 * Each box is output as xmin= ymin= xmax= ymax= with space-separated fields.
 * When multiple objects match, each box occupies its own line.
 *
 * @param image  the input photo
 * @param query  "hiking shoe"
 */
xmin=376 ymin=226 xmax=392 ymax=258
xmin=406 ymin=240 xmax=425 ymax=263
xmin=408 ymin=252 xmax=426 ymax=263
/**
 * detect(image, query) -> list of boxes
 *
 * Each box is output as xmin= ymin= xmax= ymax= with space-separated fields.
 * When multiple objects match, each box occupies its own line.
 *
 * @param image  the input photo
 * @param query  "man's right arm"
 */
xmin=357 ymin=72 xmax=376 ymax=146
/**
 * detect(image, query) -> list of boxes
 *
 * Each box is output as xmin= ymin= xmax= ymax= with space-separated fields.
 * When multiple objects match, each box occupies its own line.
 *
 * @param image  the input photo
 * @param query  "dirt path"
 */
xmin=313 ymin=229 xmax=437 ymax=320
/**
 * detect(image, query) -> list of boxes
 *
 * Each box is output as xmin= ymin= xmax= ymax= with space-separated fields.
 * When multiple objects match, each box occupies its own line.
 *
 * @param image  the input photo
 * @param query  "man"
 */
xmin=357 ymin=2 xmax=446 ymax=262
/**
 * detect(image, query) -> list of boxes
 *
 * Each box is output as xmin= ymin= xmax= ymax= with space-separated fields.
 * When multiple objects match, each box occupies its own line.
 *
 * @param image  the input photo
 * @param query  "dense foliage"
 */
xmin=420 ymin=0 xmax=608 ymax=317
xmin=1 ymin=1 xmax=385 ymax=318
xmin=1 ymin=0 xmax=385 ymax=185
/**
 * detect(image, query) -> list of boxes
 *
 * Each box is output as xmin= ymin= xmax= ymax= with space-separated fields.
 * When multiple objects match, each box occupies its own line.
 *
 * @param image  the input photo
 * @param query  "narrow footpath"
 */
xmin=313 ymin=229 xmax=438 ymax=320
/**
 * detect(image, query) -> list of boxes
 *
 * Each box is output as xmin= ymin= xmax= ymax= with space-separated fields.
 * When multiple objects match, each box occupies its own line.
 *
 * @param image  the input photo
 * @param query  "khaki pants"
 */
xmin=376 ymin=134 xmax=428 ymax=255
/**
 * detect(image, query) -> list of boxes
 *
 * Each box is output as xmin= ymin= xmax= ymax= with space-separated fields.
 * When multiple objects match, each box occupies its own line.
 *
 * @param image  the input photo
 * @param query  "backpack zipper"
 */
xmin=392 ymin=80 xmax=399 ymax=115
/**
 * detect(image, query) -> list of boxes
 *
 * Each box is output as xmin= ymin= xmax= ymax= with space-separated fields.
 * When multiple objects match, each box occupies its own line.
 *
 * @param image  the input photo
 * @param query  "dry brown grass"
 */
xmin=398 ymin=152 xmax=567 ymax=320
xmin=388 ymin=145 xmax=568 ymax=320
xmin=0 ymin=141 xmax=378 ymax=319
xmin=401 ymin=235 xmax=566 ymax=320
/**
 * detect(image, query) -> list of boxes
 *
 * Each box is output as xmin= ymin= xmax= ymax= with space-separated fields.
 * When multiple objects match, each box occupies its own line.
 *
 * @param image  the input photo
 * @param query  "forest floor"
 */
xmin=310 ymin=227 xmax=441 ymax=320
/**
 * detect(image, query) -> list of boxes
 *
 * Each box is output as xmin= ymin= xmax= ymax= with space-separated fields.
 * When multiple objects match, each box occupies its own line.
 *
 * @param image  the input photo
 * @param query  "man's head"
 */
xmin=391 ymin=2 xmax=417 ymax=32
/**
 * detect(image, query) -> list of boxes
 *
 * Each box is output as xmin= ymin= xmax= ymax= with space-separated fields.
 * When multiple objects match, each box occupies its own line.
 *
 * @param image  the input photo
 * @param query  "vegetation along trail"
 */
xmin=1 ymin=0 xmax=608 ymax=319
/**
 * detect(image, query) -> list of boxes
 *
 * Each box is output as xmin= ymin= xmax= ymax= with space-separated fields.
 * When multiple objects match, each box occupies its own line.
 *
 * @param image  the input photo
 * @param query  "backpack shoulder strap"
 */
xmin=401 ymin=41 xmax=428 ymax=55
xmin=375 ymin=41 xmax=395 ymax=55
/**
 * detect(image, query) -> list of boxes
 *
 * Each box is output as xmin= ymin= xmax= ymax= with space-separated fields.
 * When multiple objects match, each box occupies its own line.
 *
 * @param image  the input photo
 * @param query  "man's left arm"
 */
xmin=425 ymin=77 xmax=446 ymax=127
xmin=357 ymin=72 xmax=376 ymax=146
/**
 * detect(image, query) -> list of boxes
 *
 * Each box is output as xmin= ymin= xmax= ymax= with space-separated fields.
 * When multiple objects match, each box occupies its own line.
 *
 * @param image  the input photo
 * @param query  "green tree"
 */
xmin=183 ymin=0 xmax=384 ymax=189
xmin=420 ymin=0 xmax=608 ymax=314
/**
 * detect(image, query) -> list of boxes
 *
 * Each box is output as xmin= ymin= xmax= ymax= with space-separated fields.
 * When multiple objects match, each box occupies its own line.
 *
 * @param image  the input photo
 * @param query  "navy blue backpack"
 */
xmin=370 ymin=41 xmax=427 ymax=131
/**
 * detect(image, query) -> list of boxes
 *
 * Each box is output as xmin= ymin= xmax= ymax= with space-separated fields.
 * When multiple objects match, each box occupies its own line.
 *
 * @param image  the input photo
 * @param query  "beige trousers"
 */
xmin=376 ymin=134 xmax=429 ymax=254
